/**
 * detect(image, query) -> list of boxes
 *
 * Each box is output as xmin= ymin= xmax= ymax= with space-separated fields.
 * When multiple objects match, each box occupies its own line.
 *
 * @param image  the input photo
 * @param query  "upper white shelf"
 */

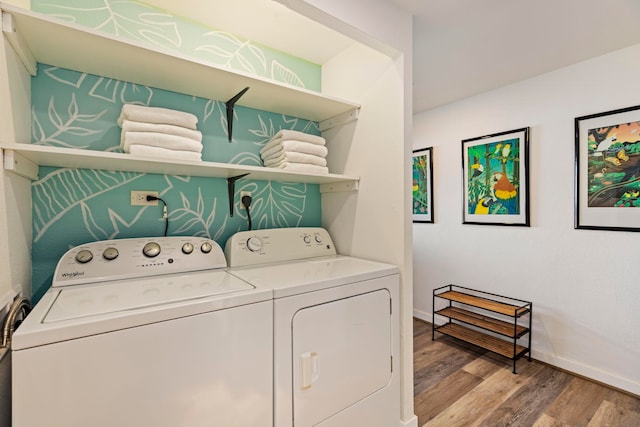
xmin=1 ymin=143 xmax=359 ymax=192
xmin=0 ymin=3 xmax=360 ymax=123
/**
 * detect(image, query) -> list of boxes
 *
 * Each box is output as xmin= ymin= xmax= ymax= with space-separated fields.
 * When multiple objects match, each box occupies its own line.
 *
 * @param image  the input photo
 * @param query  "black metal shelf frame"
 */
xmin=432 ymin=284 xmax=533 ymax=374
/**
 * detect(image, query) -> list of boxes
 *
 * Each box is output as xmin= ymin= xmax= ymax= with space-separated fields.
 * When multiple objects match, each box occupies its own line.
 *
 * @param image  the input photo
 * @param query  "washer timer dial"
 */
xmin=102 ymin=247 xmax=119 ymax=260
xmin=75 ymin=249 xmax=93 ymax=264
xmin=246 ymin=237 xmax=263 ymax=252
xmin=142 ymin=242 xmax=161 ymax=258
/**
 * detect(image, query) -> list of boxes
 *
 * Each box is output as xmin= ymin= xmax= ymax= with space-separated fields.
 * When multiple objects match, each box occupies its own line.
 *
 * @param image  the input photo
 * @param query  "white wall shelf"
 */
xmin=0 ymin=3 xmax=361 ymax=192
xmin=1 ymin=144 xmax=359 ymax=190
xmin=0 ymin=3 xmax=360 ymax=124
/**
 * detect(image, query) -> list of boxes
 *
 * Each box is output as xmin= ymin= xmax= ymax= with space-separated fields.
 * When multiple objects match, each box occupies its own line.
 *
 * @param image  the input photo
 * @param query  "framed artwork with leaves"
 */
xmin=412 ymin=147 xmax=434 ymax=223
xmin=462 ymin=128 xmax=530 ymax=226
xmin=575 ymin=105 xmax=640 ymax=231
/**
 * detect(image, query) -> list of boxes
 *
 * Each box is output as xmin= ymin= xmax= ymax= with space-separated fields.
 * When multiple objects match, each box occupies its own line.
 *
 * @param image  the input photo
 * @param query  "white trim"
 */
xmin=399 ymin=414 xmax=418 ymax=427
xmin=534 ymin=350 xmax=640 ymax=396
xmin=412 ymin=308 xmax=430 ymax=322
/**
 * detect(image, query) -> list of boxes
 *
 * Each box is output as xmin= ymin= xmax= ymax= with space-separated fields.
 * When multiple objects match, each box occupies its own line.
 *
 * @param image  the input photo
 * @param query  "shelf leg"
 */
xmin=432 ymin=290 xmax=435 ymax=341
xmin=528 ymin=304 xmax=533 ymax=362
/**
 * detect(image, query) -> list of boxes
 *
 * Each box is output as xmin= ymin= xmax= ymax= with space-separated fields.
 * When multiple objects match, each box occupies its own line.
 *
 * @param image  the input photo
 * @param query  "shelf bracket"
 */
xmin=1 ymin=12 xmax=37 ymax=76
xmin=319 ymin=108 xmax=360 ymax=132
xmin=225 ymin=87 xmax=250 ymax=142
xmin=227 ymin=173 xmax=249 ymax=216
xmin=3 ymin=149 xmax=38 ymax=180
xmin=319 ymin=180 xmax=359 ymax=193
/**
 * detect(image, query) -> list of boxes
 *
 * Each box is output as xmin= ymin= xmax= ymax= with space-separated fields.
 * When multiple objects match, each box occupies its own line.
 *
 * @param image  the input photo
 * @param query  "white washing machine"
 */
xmin=12 ymin=236 xmax=273 ymax=427
xmin=225 ymin=227 xmax=401 ymax=427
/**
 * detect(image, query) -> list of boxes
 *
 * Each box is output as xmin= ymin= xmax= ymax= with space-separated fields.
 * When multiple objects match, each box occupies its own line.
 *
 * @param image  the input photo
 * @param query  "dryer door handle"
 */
xmin=300 ymin=351 xmax=319 ymax=389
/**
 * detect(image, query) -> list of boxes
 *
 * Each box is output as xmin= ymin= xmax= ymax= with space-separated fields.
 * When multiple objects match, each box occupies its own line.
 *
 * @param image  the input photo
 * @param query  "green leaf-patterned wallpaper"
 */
xmin=31 ymin=0 xmax=321 ymax=91
xmin=29 ymin=0 xmax=324 ymax=302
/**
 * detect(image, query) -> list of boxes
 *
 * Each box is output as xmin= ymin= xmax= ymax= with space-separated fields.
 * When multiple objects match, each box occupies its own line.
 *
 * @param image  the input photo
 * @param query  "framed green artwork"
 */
xmin=575 ymin=105 xmax=640 ymax=231
xmin=412 ymin=147 xmax=434 ymax=223
xmin=462 ymin=128 xmax=530 ymax=226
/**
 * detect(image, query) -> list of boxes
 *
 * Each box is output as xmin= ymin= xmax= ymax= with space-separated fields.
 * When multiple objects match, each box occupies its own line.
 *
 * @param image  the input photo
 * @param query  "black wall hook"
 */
xmin=227 ymin=173 xmax=249 ymax=216
xmin=225 ymin=87 xmax=250 ymax=142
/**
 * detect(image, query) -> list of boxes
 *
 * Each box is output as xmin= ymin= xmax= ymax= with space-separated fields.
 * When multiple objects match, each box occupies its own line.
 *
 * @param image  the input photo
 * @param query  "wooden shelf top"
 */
xmin=436 ymin=290 xmax=530 ymax=317
xmin=436 ymin=307 xmax=528 ymax=338
xmin=436 ymin=323 xmax=528 ymax=359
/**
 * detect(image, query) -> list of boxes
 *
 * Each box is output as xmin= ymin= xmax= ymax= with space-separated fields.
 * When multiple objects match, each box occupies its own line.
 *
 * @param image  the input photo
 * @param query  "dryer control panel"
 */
xmin=53 ymin=236 xmax=226 ymax=287
xmin=225 ymin=227 xmax=337 ymax=267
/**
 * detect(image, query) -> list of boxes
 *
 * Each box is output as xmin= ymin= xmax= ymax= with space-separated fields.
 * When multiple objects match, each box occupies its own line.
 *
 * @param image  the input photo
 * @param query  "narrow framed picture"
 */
xmin=412 ymin=147 xmax=434 ymax=223
xmin=462 ymin=127 xmax=530 ymax=226
xmin=575 ymin=105 xmax=640 ymax=231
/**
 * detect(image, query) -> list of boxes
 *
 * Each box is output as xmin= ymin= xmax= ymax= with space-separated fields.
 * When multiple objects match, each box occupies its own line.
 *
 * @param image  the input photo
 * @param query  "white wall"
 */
xmin=413 ymin=43 xmax=640 ymax=395
xmin=283 ymin=2 xmax=415 ymax=425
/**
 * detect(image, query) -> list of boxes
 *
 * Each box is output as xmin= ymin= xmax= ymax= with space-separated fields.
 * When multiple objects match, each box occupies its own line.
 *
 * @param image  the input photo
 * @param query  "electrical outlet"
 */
xmin=240 ymin=191 xmax=252 ymax=209
xmin=131 ymin=191 xmax=158 ymax=206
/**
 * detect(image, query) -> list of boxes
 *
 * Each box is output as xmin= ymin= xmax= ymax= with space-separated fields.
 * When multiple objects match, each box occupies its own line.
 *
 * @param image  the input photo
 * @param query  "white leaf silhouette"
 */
xmin=197 ymin=31 xmax=267 ymax=75
xmin=34 ymin=94 xmax=107 ymax=148
xmin=80 ymin=202 xmax=109 ymax=241
xmin=43 ymin=66 xmax=87 ymax=88
xmin=271 ymin=61 xmax=305 ymax=88
xmin=32 ymin=169 xmax=143 ymax=241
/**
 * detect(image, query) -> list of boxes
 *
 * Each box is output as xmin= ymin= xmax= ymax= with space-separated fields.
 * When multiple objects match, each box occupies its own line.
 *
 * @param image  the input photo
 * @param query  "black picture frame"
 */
xmin=575 ymin=105 xmax=640 ymax=232
xmin=412 ymin=147 xmax=434 ymax=223
xmin=462 ymin=127 xmax=530 ymax=226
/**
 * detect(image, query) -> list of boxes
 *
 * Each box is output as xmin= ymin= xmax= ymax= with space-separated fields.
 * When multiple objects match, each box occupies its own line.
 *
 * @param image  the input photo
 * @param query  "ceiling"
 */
xmin=391 ymin=0 xmax=640 ymax=112
xmin=145 ymin=0 xmax=640 ymax=114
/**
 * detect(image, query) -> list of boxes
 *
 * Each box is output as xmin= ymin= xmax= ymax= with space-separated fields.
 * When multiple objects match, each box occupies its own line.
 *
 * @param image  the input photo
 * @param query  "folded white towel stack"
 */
xmin=118 ymin=104 xmax=203 ymax=161
xmin=260 ymin=130 xmax=329 ymax=174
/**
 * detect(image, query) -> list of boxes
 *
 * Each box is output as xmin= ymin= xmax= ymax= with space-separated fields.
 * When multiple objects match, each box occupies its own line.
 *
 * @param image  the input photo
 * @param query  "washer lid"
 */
xmin=44 ymin=270 xmax=254 ymax=323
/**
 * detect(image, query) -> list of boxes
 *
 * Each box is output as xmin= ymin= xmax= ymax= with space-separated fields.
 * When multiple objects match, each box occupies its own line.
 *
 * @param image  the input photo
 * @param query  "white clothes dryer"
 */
xmin=12 ymin=236 xmax=273 ymax=427
xmin=225 ymin=227 xmax=401 ymax=427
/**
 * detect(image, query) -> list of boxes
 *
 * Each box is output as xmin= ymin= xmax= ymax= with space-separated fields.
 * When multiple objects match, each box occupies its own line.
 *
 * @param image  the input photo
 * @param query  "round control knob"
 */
xmin=75 ymin=249 xmax=93 ymax=264
xmin=182 ymin=242 xmax=194 ymax=254
xmin=102 ymin=247 xmax=119 ymax=261
xmin=201 ymin=242 xmax=213 ymax=254
xmin=142 ymin=242 xmax=161 ymax=258
xmin=303 ymin=235 xmax=311 ymax=244
xmin=314 ymin=235 xmax=323 ymax=243
xmin=246 ymin=237 xmax=263 ymax=252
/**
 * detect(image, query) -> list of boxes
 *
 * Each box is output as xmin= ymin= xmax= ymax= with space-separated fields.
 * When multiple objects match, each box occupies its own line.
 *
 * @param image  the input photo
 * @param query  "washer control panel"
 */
xmin=53 ymin=236 xmax=226 ymax=287
xmin=224 ymin=227 xmax=336 ymax=267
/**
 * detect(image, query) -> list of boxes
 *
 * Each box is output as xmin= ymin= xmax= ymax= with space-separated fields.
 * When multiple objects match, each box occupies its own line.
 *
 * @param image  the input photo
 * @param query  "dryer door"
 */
xmin=292 ymin=289 xmax=391 ymax=426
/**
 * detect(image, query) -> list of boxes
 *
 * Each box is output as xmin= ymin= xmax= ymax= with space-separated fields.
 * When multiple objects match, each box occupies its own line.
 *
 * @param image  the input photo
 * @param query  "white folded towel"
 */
xmin=263 ymin=151 xmax=327 ymax=167
xmin=122 ymin=132 xmax=203 ymax=153
xmin=270 ymin=162 xmax=329 ymax=174
xmin=261 ymin=139 xmax=328 ymax=159
xmin=273 ymin=129 xmax=325 ymax=145
xmin=128 ymin=144 xmax=202 ymax=162
xmin=118 ymin=104 xmax=198 ymax=130
xmin=121 ymin=120 xmax=202 ymax=143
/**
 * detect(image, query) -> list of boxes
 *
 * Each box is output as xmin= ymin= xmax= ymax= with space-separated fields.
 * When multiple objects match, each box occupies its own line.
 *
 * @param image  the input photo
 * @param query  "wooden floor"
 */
xmin=414 ymin=318 xmax=640 ymax=427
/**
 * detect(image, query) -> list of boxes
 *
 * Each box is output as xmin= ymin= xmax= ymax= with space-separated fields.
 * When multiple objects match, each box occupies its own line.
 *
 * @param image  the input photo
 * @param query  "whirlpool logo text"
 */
xmin=61 ymin=271 xmax=85 ymax=279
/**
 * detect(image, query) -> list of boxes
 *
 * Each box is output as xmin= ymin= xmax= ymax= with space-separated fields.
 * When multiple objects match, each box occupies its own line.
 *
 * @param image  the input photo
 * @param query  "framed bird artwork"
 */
xmin=575 ymin=105 xmax=640 ymax=232
xmin=462 ymin=127 xmax=530 ymax=226
xmin=412 ymin=147 xmax=434 ymax=223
